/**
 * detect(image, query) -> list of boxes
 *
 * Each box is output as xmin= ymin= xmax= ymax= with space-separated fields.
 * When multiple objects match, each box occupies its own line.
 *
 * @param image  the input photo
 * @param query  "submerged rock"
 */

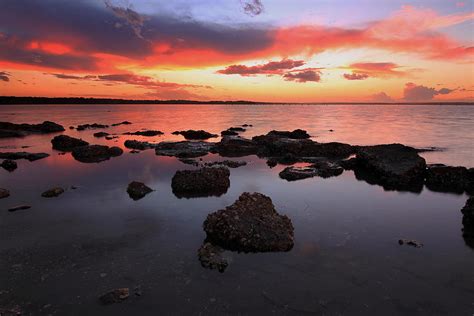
xmin=0 ymin=188 xmax=10 ymax=199
xmin=173 ymin=130 xmax=218 ymax=140
xmin=76 ymin=123 xmax=109 ymax=131
xmin=51 ymin=135 xmax=89 ymax=151
xmin=71 ymin=145 xmax=123 ymax=163
xmin=8 ymin=205 xmax=31 ymax=212
xmin=155 ymin=141 xmax=214 ymax=158
xmin=124 ymin=130 xmax=163 ymax=137
xmin=215 ymin=136 xmax=258 ymax=157
xmin=279 ymin=161 xmax=344 ymax=181
xmin=205 ymin=160 xmax=247 ymax=168
xmin=171 ymin=167 xmax=230 ymax=198
xmin=203 ymin=192 xmax=294 ymax=252
xmin=127 ymin=181 xmax=153 ymax=200
xmin=1 ymin=159 xmax=17 ymax=172
xmin=425 ymin=164 xmax=473 ymax=194
xmin=41 ymin=187 xmax=65 ymax=198
xmin=0 ymin=152 xmax=49 ymax=161
xmin=0 ymin=121 xmax=65 ymax=138
xmin=398 ymin=239 xmax=424 ymax=248
xmin=93 ymin=132 xmax=110 ymax=138
xmin=99 ymin=288 xmax=130 ymax=305
xmin=111 ymin=121 xmax=132 ymax=126
xmin=198 ymin=242 xmax=228 ymax=272
xmin=124 ymin=140 xmax=157 ymax=150
xmin=178 ymin=158 xmax=200 ymax=166
xmin=461 ymin=197 xmax=474 ymax=241
xmin=311 ymin=161 xmax=344 ymax=178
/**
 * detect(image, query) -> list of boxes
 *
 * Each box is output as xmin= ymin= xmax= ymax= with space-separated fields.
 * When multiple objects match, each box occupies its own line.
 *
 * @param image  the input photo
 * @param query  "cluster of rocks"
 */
xmin=156 ymin=141 xmax=215 ymax=158
xmin=51 ymin=135 xmax=123 ymax=163
xmin=0 ymin=121 xmax=64 ymax=138
xmin=171 ymin=167 xmax=230 ymax=198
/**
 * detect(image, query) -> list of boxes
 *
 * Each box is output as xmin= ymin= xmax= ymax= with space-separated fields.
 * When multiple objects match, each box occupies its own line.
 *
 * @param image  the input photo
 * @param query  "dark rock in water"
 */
xmin=8 ymin=205 xmax=31 ymax=212
xmin=221 ymin=129 xmax=239 ymax=136
xmin=279 ymin=166 xmax=319 ymax=181
xmin=127 ymin=181 xmax=153 ymax=200
xmin=0 ymin=152 xmax=49 ymax=161
xmin=228 ymin=127 xmax=246 ymax=132
xmin=171 ymin=167 xmax=230 ymax=198
xmin=93 ymin=132 xmax=110 ymax=138
xmin=0 ymin=121 xmax=65 ymax=138
xmin=41 ymin=187 xmax=65 ymax=198
xmin=425 ymin=164 xmax=473 ymax=194
xmin=105 ymin=136 xmax=119 ymax=140
xmin=51 ymin=135 xmax=89 ymax=151
xmin=398 ymin=239 xmax=423 ymax=248
xmin=124 ymin=140 xmax=157 ymax=150
xmin=203 ymin=192 xmax=294 ymax=252
xmin=339 ymin=157 xmax=358 ymax=170
xmin=1 ymin=159 xmax=17 ymax=172
xmin=173 ymin=130 xmax=218 ymax=140
xmin=215 ymin=136 xmax=258 ymax=157
xmin=353 ymin=144 xmax=426 ymax=191
xmin=99 ymin=288 xmax=129 ymax=305
xmin=198 ymin=242 xmax=228 ymax=272
xmin=129 ymin=150 xmax=140 ymax=154
xmin=156 ymin=141 xmax=214 ymax=158
xmin=76 ymin=123 xmax=109 ymax=131
xmin=205 ymin=160 xmax=247 ymax=168
xmin=0 ymin=188 xmax=10 ymax=199
xmin=266 ymin=159 xmax=278 ymax=168
xmin=267 ymin=129 xmax=311 ymax=139
xmin=242 ymin=124 xmax=252 ymax=127
xmin=69 ymin=126 xmax=75 ymax=130
xmin=311 ymin=161 xmax=344 ymax=178
xmin=71 ymin=145 xmax=123 ymax=163
xmin=461 ymin=197 xmax=474 ymax=242
xmin=124 ymin=130 xmax=163 ymax=137
xmin=178 ymin=158 xmax=200 ymax=166
xmin=111 ymin=121 xmax=132 ymax=126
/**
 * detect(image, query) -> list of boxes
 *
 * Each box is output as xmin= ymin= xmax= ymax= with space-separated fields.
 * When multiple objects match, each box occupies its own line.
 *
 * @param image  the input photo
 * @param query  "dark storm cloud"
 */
xmin=104 ymin=0 xmax=146 ymax=39
xmin=0 ymin=71 xmax=11 ymax=82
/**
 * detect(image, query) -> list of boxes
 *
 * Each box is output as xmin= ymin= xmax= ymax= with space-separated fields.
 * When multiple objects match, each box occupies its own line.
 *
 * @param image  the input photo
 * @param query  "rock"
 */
xmin=178 ymin=158 xmax=200 ymax=166
xmin=111 ymin=121 xmax=132 ymax=126
xmin=215 ymin=136 xmax=258 ymax=157
xmin=105 ymin=136 xmax=119 ymax=140
xmin=41 ymin=187 xmax=65 ymax=198
xmin=69 ymin=126 xmax=75 ymax=130
xmin=267 ymin=129 xmax=311 ymax=139
xmin=8 ymin=205 xmax=31 ymax=212
xmin=0 ymin=152 xmax=49 ymax=161
xmin=124 ymin=130 xmax=163 ymax=137
xmin=127 ymin=181 xmax=153 ymax=200
xmin=71 ymin=145 xmax=123 ymax=163
xmin=242 ymin=124 xmax=252 ymax=127
xmin=461 ymin=197 xmax=474 ymax=240
xmin=124 ymin=140 xmax=157 ymax=150
xmin=155 ymin=141 xmax=214 ymax=158
xmin=130 ymin=150 xmax=140 ymax=154
xmin=93 ymin=132 xmax=110 ymax=138
xmin=398 ymin=239 xmax=423 ymax=248
xmin=203 ymin=192 xmax=294 ymax=252
xmin=76 ymin=123 xmax=109 ymax=131
xmin=205 ymin=160 xmax=247 ymax=168
xmin=0 ymin=188 xmax=10 ymax=199
xmin=221 ymin=130 xmax=239 ymax=136
xmin=279 ymin=161 xmax=343 ymax=181
xmin=339 ymin=157 xmax=358 ymax=170
xmin=198 ymin=242 xmax=228 ymax=272
xmin=311 ymin=161 xmax=344 ymax=178
xmin=1 ymin=159 xmax=17 ymax=172
xmin=425 ymin=164 xmax=473 ymax=194
xmin=266 ymin=159 xmax=278 ymax=168
xmin=0 ymin=121 xmax=65 ymax=138
xmin=173 ymin=130 xmax=218 ymax=140
xmin=99 ymin=288 xmax=129 ymax=305
xmin=171 ymin=167 xmax=230 ymax=198
xmin=353 ymin=144 xmax=426 ymax=191
xmin=51 ymin=135 xmax=89 ymax=151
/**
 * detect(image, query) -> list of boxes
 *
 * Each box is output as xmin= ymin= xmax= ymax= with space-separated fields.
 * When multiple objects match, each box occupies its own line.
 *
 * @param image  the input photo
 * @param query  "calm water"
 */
xmin=0 ymin=104 xmax=473 ymax=315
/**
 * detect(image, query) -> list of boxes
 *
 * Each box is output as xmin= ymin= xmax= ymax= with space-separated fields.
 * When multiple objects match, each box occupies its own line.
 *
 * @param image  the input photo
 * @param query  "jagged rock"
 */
xmin=8 ymin=205 xmax=31 ymax=212
xmin=76 ymin=123 xmax=108 ymax=131
xmin=124 ymin=130 xmax=163 ymax=137
xmin=461 ymin=197 xmax=474 ymax=241
xmin=93 ymin=132 xmax=110 ymax=138
xmin=71 ymin=145 xmax=123 ymax=163
xmin=41 ymin=187 xmax=65 ymax=198
xmin=155 ymin=141 xmax=214 ymax=158
xmin=0 ymin=121 xmax=65 ymax=138
xmin=127 ymin=181 xmax=153 ymax=200
xmin=171 ymin=167 xmax=230 ymax=198
xmin=203 ymin=192 xmax=294 ymax=252
xmin=205 ymin=160 xmax=247 ymax=168
xmin=267 ymin=129 xmax=310 ymax=139
xmin=99 ymin=288 xmax=129 ymax=305
xmin=0 ymin=188 xmax=10 ymax=199
xmin=173 ymin=130 xmax=218 ymax=140
xmin=398 ymin=239 xmax=423 ymax=248
xmin=425 ymin=164 xmax=473 ymax=194
xmin=215 ymin=136 xmax=258 ymax=157
xmin=111 ymin=121 xmax=132 ymax=126
xmin=0 ymin=152 xmax=49 ymax=161
xmin=279 ymin=161 xmax=343 ymax=181
xmin=198 ymin=242 xmax=228 ymax=272
xmin=124 ymin=140 xmax=157 ymax=150
xmin=51 ymin=135 xmax=89 ymax=151
xmin=1 ymin=159 xmax=17 ymax=172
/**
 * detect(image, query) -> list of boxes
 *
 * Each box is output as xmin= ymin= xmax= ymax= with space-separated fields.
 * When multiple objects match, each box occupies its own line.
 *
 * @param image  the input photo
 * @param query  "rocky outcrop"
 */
xmin=0 ymin=121 xmax=65 ymax=138
xmin=124 ymin=140 xmax=157 ymax=150
xmin=0 ymin=188 xmax=10 ymax=199
xmin=0 ymin=152 xmax=49 ymax=161
xmin=41 ymin=187 xmax=65 ymax=198
xmin=124 ymin=130 xmax=163 ymax=137
xmin=203 ymin=192 xmax=294 ymax=252
xmin=266 ymin=129 xmax=310 ymax=139
xmin=461 ymin=197 xmax=474 ymax=242
xmin=425 ymin=164 xmax=473 ymax=194
xmin=93 ymin=132 xmax=110 ymax=138
xmin=205 ymin=160 xmax=247 ymax=168
xmin=155 ymin=141 xmax=214 ymax=158
xmin=214 ymin=136 xmax=258 ymax=157
xmin=127 ymin=181 xmax=153 ymax=200
xmin=198 ymin=242 xmax=228 ymax=272
xmin=71 ymin=145 xmax=123 ymax=163
xmin=279 ymin=161 xmax=344 ymax=181
xmin=171 ymin=167 xmax=230 ymax=198
xmin=76 ymin=123 xmax=108 ymax=131
xmin=1 ymin=159 xmax=17 ymax=172
xmin=51 ymin=135 xmax=89 ymax=151
xmin=173 ymin=130 xmax=218 ymax=140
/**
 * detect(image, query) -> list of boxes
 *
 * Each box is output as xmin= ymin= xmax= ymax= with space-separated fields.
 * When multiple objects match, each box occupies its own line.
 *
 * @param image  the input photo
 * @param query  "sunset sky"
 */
xmin=0 ymin=0 xmax=473 ymax=102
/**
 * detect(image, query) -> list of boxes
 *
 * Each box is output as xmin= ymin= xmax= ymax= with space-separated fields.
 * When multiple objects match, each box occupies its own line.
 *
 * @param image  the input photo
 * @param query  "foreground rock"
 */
xmin=203 ymin=193 xmax=294 ymax=252
xmin=124 ymin=130 xmax=163 ymax=137
xmin=99 ymin=288 xmax=129 ymax=305
xmin=279 ymin=161 xmax=344 ymax=181
xmin=71 ymin=145 xmax=123 ymax=163
xmin=51 ymin=135 xmax=89 ymax=151
xmin=41 ymin=187 xmax=65 ymax=198
xmin=127 ymin=181 xmax=153 ymax=200
xmin=8 ymin=205 xmax=31 ymax=212
xmin=173 ymin=130 xmax=218 ymax=140
xmin=1 ymin=159 xmax=17 ymax=172
xmin=0 ymin=152 xmax=49 ymax=161
xmin=0 ymin=121 xmax=65 ymax=138
xmin=76 ymin=123 xmax=108 ymax=131
xmin=461 ymin=197 xmax=474 ymax=242
xmin=425 ymin=164 xmax=474 ymax=194
xmin=198 ymin=242 xmax=228 ymax=272
xmin=156 ymin=141 xmax=214 ymax=158
xmin=124 ymin=140 xmax=157 ymax=150
xmin=0 ymin=188 xmax=10 ymax=199
xmin=351 ymin=144 xmax=426 ymax=191
xmin=171 ymin=167 xmax=230 ymax=198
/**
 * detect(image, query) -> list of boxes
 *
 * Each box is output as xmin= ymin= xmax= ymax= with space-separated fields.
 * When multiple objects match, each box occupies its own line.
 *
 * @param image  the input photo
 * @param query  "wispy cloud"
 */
xmin=403 ymin=82 xmax=455 ymax=101
xmin=217 ymin=59 xmax=305 ymax=76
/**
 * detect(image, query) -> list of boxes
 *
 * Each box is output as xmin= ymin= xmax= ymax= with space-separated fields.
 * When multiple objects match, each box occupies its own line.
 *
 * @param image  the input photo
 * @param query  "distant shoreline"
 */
xmin=0 ymin=96 xmax=472 ymax=105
